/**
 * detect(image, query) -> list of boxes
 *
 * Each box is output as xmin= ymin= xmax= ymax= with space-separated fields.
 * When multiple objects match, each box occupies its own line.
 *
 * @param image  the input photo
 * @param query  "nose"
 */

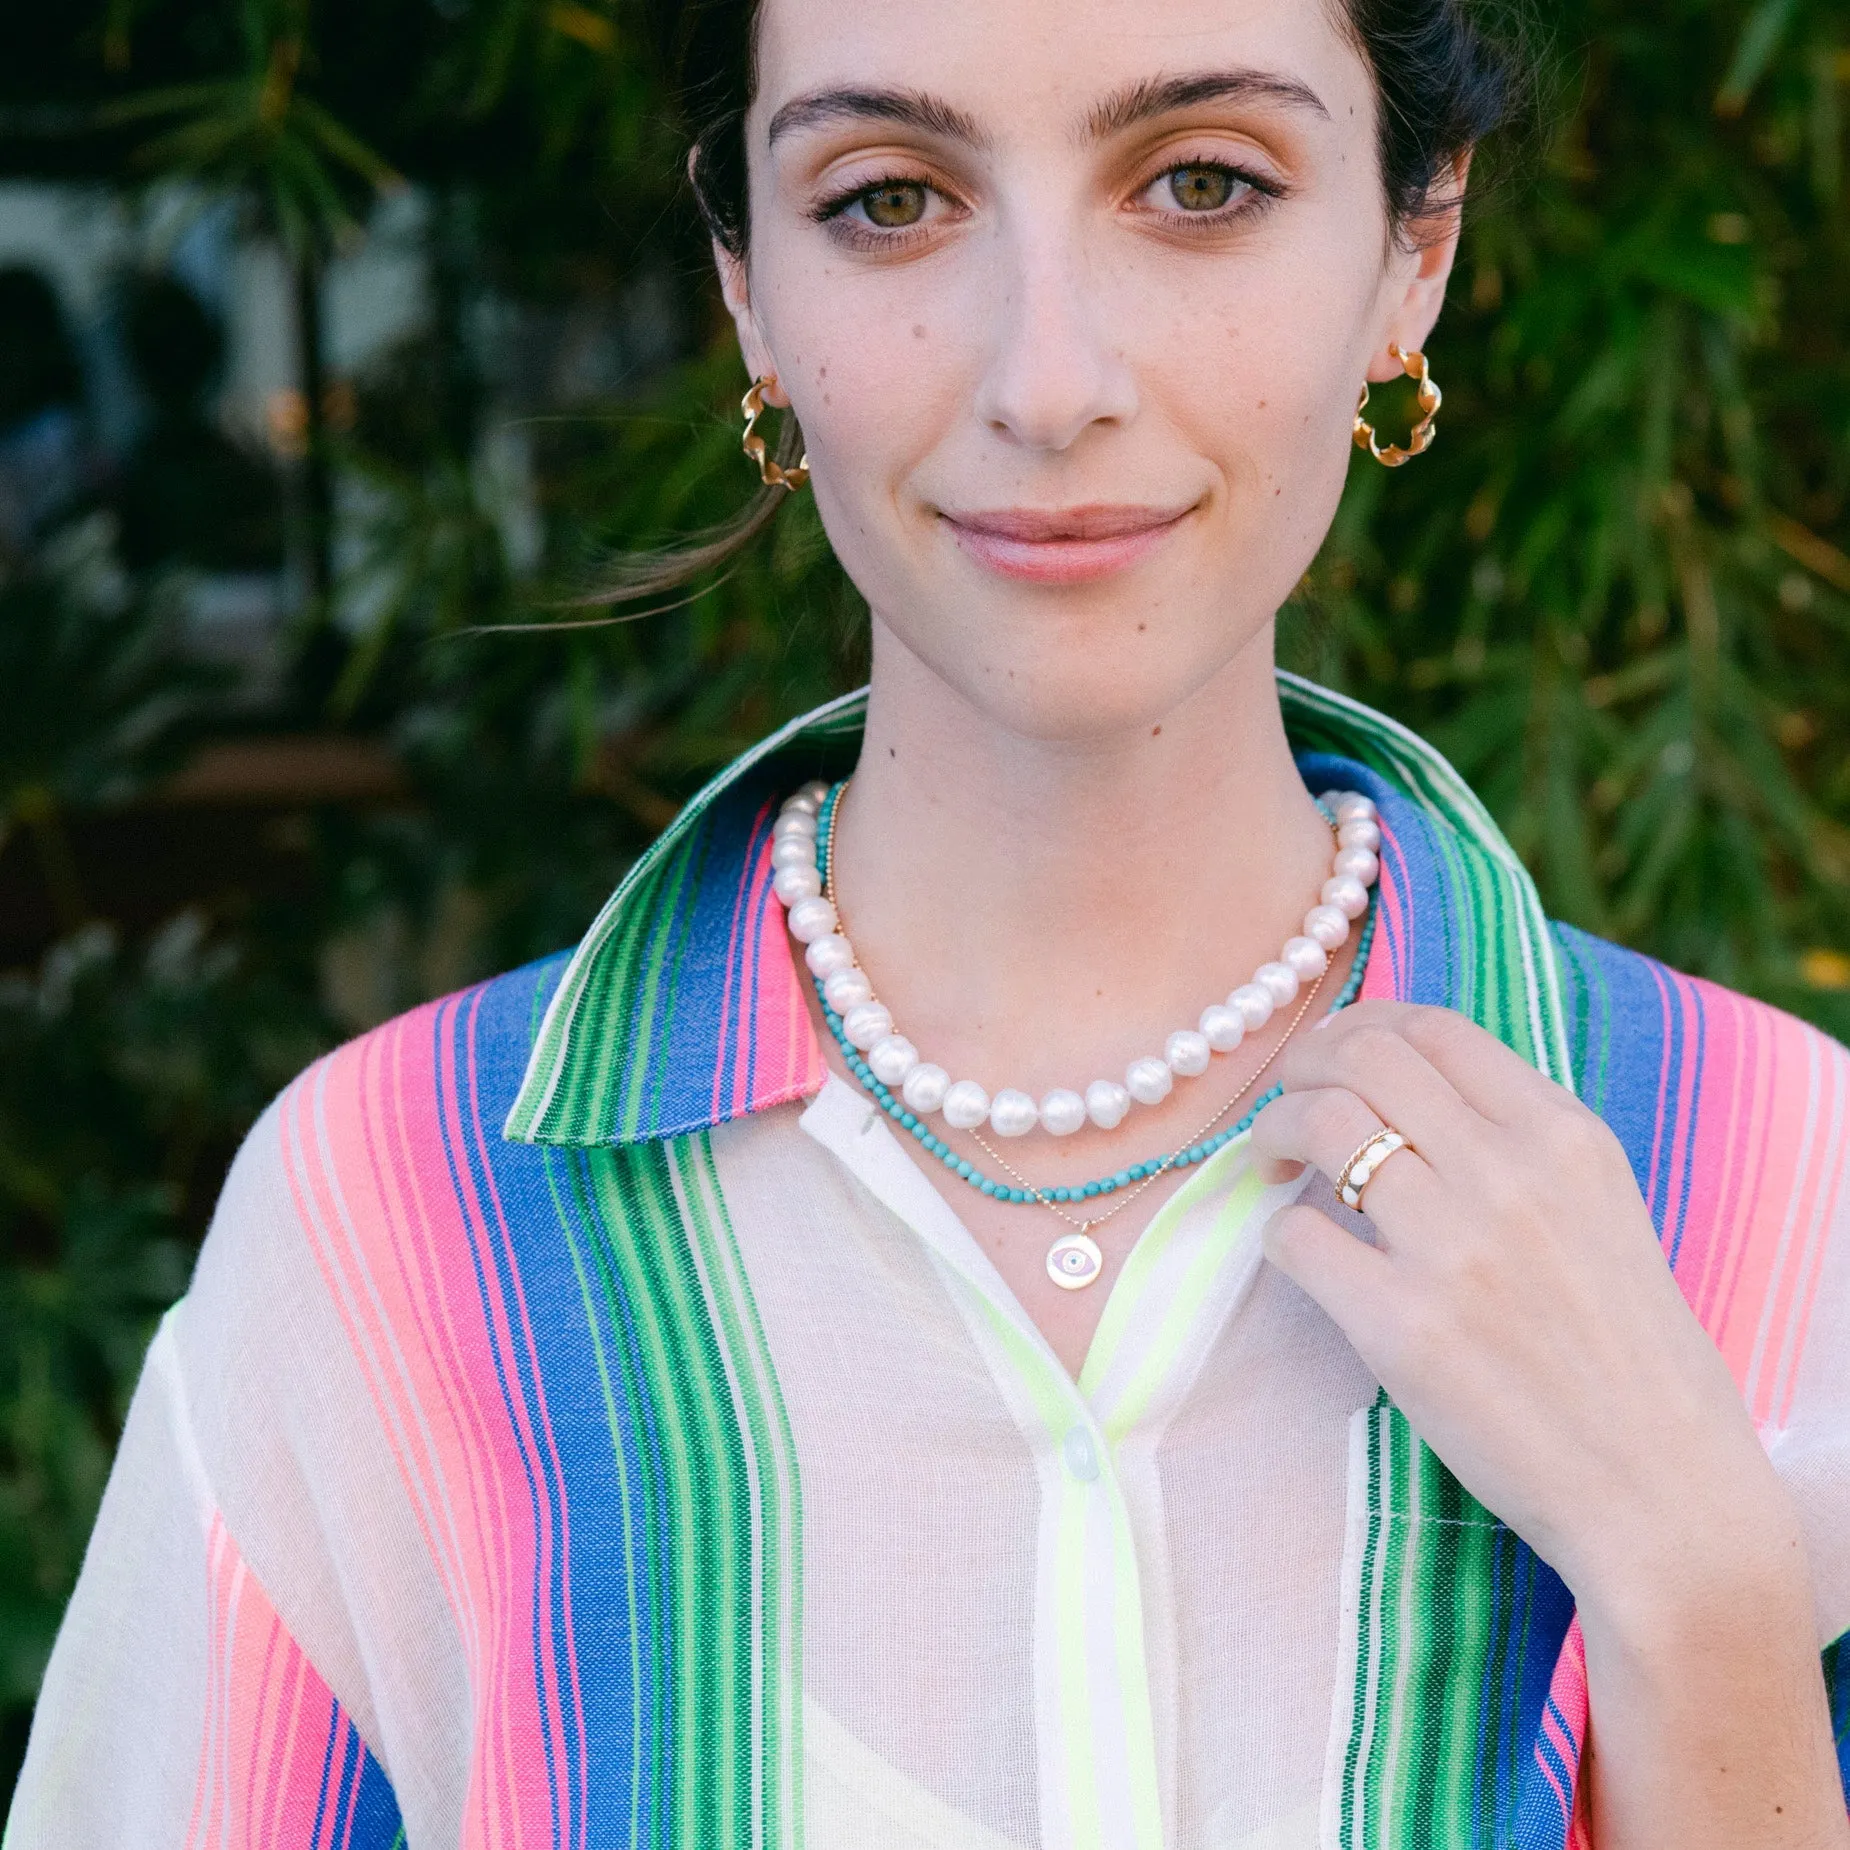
xmin=972 ymin=213 xmax=1138 ymax=453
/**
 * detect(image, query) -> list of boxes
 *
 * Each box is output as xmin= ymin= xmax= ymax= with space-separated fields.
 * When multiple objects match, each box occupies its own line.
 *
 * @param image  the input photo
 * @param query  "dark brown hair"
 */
xmin=598 ymin=0 xmax=1531 ymax=611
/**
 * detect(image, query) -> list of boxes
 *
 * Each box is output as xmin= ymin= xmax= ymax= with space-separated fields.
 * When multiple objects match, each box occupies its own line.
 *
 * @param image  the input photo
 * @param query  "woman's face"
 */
xmin=724 ymin=0 xmax=1460 ymax=742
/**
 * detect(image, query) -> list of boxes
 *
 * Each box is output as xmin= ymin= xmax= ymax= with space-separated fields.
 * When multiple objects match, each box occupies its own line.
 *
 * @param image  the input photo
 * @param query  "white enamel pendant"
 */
xmin=1046 ymin=1232 xmax=1104 ymax=1291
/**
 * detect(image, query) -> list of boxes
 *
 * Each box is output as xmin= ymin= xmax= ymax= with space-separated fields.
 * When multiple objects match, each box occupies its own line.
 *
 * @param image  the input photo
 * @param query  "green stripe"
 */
xmin=565 ymin=1135 xmax=802 ymax=1849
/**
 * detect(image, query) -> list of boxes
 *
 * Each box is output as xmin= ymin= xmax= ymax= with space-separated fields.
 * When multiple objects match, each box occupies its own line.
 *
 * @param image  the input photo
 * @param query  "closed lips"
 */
xmin=939 ymin=503 xmax=1196 ymax=582
xmin=941 ymin=504 xmax=1191 ymax=541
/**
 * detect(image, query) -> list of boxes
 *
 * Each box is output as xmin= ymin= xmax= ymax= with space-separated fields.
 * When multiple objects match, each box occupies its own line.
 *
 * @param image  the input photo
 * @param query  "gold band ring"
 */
xmin=1336 ymin=1127 xmax=1411 ymax=1210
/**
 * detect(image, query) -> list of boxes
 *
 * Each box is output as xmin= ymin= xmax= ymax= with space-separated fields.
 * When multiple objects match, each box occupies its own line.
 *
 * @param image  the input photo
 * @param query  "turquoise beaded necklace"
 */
xmin=810 ymin=780 xmax=1377 ymax=1221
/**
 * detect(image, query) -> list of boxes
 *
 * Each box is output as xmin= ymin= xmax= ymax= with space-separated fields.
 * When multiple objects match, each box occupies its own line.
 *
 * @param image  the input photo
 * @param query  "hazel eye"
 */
xmin=861 ymin=182 xmax=928 ymax=228
xmin=1166 ymin=165 xmax=1241 ymax=212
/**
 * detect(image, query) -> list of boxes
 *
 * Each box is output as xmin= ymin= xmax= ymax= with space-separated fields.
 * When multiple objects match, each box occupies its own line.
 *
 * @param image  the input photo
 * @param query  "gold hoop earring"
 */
xmin=1352 ymin=343 xmax=1441 ymax=467
xmin=741 ymin=376 xmax=810 ymax=491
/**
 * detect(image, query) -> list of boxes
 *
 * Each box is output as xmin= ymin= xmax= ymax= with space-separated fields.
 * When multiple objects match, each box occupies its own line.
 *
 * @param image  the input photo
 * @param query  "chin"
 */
xmin=923 ymin=618 xmax=1260 ymax=746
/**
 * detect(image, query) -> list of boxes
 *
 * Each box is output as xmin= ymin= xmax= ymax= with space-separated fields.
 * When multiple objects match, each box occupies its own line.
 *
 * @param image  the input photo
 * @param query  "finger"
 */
xmin=1389 ymin=1003 xmax=1574 ymax=1127
xmin=1247 ymin=1085 xmax=1431 ymax=1218
xmin=1276 ymin=1000 xmax=1480 ymax=1162
xmin=1315 ymin=997 xmax=1567 ymax=1129
xmin=1262 ymin=1200 xmax=1396 ymax=1332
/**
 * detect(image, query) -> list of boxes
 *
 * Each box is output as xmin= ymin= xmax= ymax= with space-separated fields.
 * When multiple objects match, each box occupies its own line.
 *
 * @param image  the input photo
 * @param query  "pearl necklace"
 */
xmin=794 ymin=782 xmax=1376 ymax=1290
xmin=773 ymin=779 xmax=1381 ymax=1139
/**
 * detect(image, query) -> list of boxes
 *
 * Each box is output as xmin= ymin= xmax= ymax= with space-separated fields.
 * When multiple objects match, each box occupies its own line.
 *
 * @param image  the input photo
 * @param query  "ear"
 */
xmin=711 ymin=233 xmax=790 ymax=409
xmin=1366 ymin=150 xmax=1472 ymax=383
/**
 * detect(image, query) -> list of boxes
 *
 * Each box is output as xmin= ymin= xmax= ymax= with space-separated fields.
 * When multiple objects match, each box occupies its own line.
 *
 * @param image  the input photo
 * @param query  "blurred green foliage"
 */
xmin=0 ymin=0 xmax=1847 ymax=1785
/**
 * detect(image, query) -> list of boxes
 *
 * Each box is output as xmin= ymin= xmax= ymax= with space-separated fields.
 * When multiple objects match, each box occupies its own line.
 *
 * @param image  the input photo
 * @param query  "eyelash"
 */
xmin=810 ymin=158 xmax=1285 ymax=250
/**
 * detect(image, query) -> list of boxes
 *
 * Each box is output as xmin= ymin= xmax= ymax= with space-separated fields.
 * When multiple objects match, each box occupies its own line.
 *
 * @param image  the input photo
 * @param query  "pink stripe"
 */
xmin=284 ymin=990 xmax=578 ymax=1849
xmin=712 ymin=801 xmax=826 ymax=1125
xmin=1535 ymin=1618 xmax=1590 ymax=1836
xmin=1359 ymin=818 xmax=1407 ymax=1004
xmin=185 ymin=1514 xmax=359 ymax=1849
xmin=1645 ymin=977 xmax=1848 ymax=1422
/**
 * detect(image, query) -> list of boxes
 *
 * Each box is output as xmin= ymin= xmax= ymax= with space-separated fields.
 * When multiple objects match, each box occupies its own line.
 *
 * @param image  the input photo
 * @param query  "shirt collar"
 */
xmin=503 ymin=672 xmax=1572 ymax=1148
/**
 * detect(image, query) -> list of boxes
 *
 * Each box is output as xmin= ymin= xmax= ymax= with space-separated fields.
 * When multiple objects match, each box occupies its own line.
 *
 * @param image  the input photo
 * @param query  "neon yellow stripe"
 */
xmin=1077 ymin=1135 xmax=1244 ymax=1397
xmin=1100 ymin=1161 xmax=1270 ymax=1448
xmin=1105 ymin=1489 xmax=1165 ymax=1849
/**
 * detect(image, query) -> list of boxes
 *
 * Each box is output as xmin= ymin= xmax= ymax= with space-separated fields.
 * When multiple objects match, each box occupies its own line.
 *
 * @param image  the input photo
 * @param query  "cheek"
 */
xmin=1133 ymin=234 xmax=1380 ymax=508
xmin=755 ymin=257 xmax=968 ymax=514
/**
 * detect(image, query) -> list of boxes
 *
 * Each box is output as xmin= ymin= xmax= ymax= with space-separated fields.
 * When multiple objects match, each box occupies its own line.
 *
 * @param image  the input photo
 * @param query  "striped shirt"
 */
xmin=10 ymin=673 xmax=1850 ymax=1850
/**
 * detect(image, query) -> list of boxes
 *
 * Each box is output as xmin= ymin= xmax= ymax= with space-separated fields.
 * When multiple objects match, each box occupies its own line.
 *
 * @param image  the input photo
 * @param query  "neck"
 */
xmin=828 ymin=616 xmax=1337 ymax=1098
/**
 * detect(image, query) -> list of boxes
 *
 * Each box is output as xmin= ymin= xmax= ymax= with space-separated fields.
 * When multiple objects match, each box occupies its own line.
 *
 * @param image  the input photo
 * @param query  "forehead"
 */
xmin=750 ymin=0 xmax=1374 ymax=138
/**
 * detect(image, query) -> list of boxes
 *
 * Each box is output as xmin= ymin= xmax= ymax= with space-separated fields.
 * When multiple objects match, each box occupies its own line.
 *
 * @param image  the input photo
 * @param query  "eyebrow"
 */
xmin=1082 ymin=70 xmax=1330 ymax=140
xmin=766 ymin=87 xmax=992 ymax=149
xmin=764 ymin=68 xmax=1329 ymax=153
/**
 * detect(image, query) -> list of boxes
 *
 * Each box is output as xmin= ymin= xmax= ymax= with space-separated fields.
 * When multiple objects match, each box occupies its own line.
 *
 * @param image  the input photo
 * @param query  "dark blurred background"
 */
xmin=0 ymin=0 xmax=1845 ymax=1785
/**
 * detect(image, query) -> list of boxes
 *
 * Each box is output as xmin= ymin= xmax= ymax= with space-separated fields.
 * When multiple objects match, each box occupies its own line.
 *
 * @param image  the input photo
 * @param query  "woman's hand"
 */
xmin=1248 ymin=998 xmax=1848 ymax=1850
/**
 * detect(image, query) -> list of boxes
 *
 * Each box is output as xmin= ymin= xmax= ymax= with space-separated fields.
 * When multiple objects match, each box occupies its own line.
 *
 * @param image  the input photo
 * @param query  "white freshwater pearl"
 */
xmin=785 ymin=895 xmax=838 ymax=943
xmin=1317 ymin=787 xmax=1344 ymax=809
xmin=1126 ymin=1056 xmax=1173 ymax=1106
xmin=772 ymin=864 xmax=822 ymax=905
xmin=868 ymin=1034 xmax=919 ymax=1086
xmin=1334 ymin=793 xmax=1377 ymax=824
xmin=942 ymin=1080 xmax=991 ymax=1130
xmin=771 ymin=834 xmax=816 ymax=870
xmin=1322 ymin=874 xmax=1370 ymax=920
xmin=1255 ymin=961 xmax=1300 ymax=1007
xmin=823 ymin=965 xmax=872 ymax=1011
xmin=798 ymin=779 xmax=832 ymax=804
xmin=1333 ymin=847 xmax=1380 ymax=885
xmin=1200 ymin=1003 xmax=1246 ymax=1052
xmin=805 ymin=933 xmax=855 ymax=978
xmin=1165 ymin=1028 xmax=1212 ymax=1077
xmin=1337 ymin=818 xmax=1381 ymax=853
xmin=902 ymin=1063 xmax=951 ymax=1113
xmin=1086 ymin=1079 xmax=1131 ymax=1130
xmin=989 ymin=1089 xmax=1039 ymax=1137
xmin=1304 ymin=903 xmax=1350 ymax=950
xmin=1283 ymin=936 xmax=1329 ymax=980
xmin=783 ymin=790 xmax=822 ymax=816
xmin=1040 ymin=1088 xmax=1087 ymax=1136
xmin=1229 ymin=983 xmax=1275 ymax=1030
xmin=842 ymin=1001 xmax=894 ymax=1051
xmin=773 ymin=810 xmax=817 ymax=840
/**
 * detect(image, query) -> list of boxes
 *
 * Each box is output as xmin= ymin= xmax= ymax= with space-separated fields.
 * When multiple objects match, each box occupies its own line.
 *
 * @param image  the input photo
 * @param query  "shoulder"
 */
xmin=1545 ymin=919 xmax=1850 ymax=1414
xmin=1545 ymin=918 xmax=1849 ymax=1140
xmin=187 ymin=951 xmax=575 ymax=1339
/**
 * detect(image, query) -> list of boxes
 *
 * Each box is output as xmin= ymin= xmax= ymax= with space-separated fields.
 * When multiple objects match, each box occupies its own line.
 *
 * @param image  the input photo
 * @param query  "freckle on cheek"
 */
xmin=912 ymin=324 xmax=927 ymax=339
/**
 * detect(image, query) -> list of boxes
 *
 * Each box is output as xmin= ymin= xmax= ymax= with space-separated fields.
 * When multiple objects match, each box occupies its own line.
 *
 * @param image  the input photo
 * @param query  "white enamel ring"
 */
xmin=1335 ymin=1127 xmax=1411 ymax=1210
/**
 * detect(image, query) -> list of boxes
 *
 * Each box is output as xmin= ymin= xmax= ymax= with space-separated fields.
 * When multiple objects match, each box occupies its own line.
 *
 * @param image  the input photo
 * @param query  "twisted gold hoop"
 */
xmin=1353 ymin=343 xmax=1441 ymax=467
xmin=741 ymin=376 xmax=809 ymax=491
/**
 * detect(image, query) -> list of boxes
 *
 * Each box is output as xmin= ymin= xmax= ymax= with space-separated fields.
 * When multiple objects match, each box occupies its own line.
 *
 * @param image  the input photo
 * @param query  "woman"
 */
xmin=12 ymin=0 xmax=1850 ymax=1844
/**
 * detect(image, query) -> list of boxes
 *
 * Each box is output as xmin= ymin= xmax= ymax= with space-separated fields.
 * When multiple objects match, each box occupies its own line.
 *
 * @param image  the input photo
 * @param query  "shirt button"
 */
xmin=1062 ymin=1426 xmax=1100 ymax=1483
